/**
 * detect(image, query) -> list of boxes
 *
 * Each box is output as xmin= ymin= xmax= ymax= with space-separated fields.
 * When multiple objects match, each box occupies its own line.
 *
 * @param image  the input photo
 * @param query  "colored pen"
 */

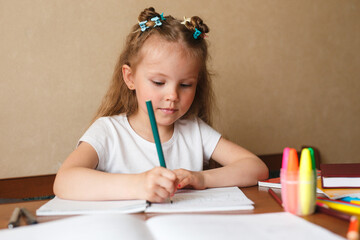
xmin=307 ymin=147 xmax=318 ymax=197
xmin=342 ymin=197 xmax=360 ymax=204
xmin=21 ymin=208 xmax=38 ymax=225
xmin=299 ymin=148 xmax=315 ymax=215
xmin=285 ymin=148 xmax=299 ymax=214
xmin=268 ymin=188 xmax=282 ymax=207
xmin=280 ymin=147 xmax=290 ymax=210
xmin=8 ymin=207 xmax=22 ymax=229
xmin=146 ymin=100 xmax=172 ymax=203
xmin=308 ymin=147 xmax=316 ymax=170
xmin=281 ymin=147 xmax=290 ymax=170
xmin=317 ymin=198 xmax=360 ymax=215
xmin=347 ymin=216 xmax=359 ymax=240
xmin=316 ymin=202 xmax=352 ymax=221
xmin=146 ymin=100 xmax=166 ymax=168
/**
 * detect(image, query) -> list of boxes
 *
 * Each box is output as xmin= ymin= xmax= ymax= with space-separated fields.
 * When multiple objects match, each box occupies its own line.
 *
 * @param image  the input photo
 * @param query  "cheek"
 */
xmin=183 ymin=89 xmax=197 ymax=106
xmin=135 ymin=85 xmax=161 ymax=106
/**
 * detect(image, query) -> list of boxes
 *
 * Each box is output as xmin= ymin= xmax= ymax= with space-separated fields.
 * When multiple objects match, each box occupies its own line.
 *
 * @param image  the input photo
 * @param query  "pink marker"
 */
xmin=281 ymin=147 xmax=290 ymax=170
xmin=281 ymin=147 xmax=290 ymax=210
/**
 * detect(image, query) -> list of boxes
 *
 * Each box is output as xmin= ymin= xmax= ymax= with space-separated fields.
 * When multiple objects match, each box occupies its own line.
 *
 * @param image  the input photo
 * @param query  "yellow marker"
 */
xmin=299 ymin=148 xmax=315 ymax=215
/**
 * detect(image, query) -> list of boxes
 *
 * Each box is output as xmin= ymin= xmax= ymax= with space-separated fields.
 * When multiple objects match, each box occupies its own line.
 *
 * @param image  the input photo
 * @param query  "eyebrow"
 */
xmin=147 ymin=72 xmax=198 ymax=81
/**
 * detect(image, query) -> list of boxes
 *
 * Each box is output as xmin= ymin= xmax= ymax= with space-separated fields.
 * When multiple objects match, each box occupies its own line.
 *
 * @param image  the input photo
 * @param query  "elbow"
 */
xmin=52 ymin=171 xmax=67 ymax=199
xmin=52 ymin=174 xmax=61 ymax=197
xmin=258 ymin=162 xmax=269 ymax=181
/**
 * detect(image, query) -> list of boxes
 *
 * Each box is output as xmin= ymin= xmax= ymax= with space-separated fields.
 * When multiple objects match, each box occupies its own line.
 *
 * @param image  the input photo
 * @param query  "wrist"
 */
xmin=201 ymin=170 xmax=209 ymax=188
xmin=115 ymin=173 xmax=143 ymax=200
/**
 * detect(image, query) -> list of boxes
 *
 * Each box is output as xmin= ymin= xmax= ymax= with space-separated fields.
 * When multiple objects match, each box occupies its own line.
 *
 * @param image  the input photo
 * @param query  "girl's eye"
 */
xmin=152 ymin=81 xmax=164 ymax=86
xmin=180 ymin=83 xmax=192 ymax=88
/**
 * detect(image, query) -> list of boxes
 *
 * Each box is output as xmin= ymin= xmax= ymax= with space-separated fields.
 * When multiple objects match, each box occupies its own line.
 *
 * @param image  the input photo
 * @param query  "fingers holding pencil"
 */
xmin=140 ymin=167 xmax=177 ymax=203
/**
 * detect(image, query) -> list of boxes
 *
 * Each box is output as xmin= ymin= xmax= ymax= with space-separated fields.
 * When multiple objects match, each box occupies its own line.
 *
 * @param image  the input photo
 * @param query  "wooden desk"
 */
xmin=0 ymin=186 xmax=348 ymax=237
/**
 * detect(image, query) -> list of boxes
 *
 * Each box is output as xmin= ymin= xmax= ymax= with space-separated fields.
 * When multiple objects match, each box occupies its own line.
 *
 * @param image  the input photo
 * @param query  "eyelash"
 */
xmin=152 ymin=81 xmax=164 ymax=86
xmin=151 ymin=81 xmax=192 ymax=88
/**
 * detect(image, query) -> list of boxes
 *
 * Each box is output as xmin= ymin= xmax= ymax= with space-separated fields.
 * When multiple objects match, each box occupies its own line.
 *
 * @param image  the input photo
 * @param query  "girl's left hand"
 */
xmin=173 ymin=169 xmax=206 ymax=190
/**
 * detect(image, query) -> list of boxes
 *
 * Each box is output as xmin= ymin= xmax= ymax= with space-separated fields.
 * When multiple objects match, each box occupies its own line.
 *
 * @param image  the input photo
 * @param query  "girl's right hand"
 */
xmin=138 ymin=167 xmax=177 ymax=203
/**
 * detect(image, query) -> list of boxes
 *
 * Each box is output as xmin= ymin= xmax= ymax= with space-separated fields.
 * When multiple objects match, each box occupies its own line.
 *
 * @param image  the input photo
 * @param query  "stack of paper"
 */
xmin=36 ymin=187 xmax=254 ymax=216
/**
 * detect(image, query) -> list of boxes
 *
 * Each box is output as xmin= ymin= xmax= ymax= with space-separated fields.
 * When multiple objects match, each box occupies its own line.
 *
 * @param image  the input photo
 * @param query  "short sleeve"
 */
xmin=197 ymin=118 xmax=221 ymax=161
xmin=78 ymin=118 xmax=112 ymax=171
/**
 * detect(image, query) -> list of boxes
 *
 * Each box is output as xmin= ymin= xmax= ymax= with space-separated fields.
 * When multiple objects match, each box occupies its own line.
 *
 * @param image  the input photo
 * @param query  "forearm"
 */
xmin=203 ymin=157 xmax=269 ymax=188
xmin=53 ymin=167 xmax=141 ymax=201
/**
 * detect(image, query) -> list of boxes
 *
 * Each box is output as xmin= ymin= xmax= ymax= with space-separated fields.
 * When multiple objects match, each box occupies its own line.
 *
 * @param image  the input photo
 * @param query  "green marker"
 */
xmin=146 ymin=100 xmax=166 ymax=168
xmin=308 ymin=147 xmax=317 ymax=207
xmin=308 ymin=147 xmax=316 ymax=170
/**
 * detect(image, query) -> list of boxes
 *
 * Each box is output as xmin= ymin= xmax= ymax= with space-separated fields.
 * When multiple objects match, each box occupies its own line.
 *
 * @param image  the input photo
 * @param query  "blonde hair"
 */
xmin=91 ymin=7 xmax=214 ymax=125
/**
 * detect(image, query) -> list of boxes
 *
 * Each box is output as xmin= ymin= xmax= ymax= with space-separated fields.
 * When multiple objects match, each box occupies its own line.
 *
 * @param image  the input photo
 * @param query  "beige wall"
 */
xmin=1 ymin=0 xmax=359 ymax=179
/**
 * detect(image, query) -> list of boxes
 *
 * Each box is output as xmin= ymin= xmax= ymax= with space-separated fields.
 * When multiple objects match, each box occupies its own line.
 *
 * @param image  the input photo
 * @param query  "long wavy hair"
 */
xmin=91 ymin=7 xmax=214 ymax=125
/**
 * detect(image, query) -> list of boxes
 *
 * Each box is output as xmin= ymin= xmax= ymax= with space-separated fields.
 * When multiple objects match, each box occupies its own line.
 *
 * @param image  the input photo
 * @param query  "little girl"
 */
xmin=53 ymin=7 xmax=268 ymax=202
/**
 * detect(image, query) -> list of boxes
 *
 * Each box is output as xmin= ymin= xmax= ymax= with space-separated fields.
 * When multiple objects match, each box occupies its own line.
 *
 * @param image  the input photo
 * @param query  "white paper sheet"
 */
xmin=147 ymin=213 xmax=345 ymax=240
xmin=0 ymin=212 xmax=345 ymax=240
xmin=146 ymin=186 xmax=254 ymax=212
xmin=36 ymin=187 xmax=253 ymax=216
xmin=36 ymin=197 xmax=147 ymax=216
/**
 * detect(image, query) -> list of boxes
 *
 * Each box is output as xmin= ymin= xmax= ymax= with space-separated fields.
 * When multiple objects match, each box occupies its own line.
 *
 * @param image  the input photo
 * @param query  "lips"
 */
xmin=159 ymin=108 xmax=178 ymax=114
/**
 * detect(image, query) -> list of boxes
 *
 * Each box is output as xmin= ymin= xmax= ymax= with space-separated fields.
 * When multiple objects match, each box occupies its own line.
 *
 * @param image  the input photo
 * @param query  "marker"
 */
xmin=347 ymin=216 xmax=359 ymax=240
xmin=282 ymin=147 xmax=290 ymax=170
xmin=8 ymin=207 xmax=21 ymax=229
xmin=285 ymin=148 xmax=299 ymax=214
xmin=307 ymin=147 xmax=317 ymax=201
xmin=146 ymin=100 xmax=172 ymax=203
xmin=21 ymin=208 xmax=38 ymax=225
xmin=308 ymin=147 xmax=316 ymax=170
xmin=281 ymin=147 xmax=290 ymax=210
xmin=299 ymin=148 xmax=315 ymax=215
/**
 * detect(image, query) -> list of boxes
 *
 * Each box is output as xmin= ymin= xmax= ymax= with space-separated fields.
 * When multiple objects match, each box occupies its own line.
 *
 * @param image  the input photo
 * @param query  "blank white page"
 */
xmin=146 ymin=212 xmax=345 ymax=240
xmin=0 ymin=214 xmax=153 ymax=240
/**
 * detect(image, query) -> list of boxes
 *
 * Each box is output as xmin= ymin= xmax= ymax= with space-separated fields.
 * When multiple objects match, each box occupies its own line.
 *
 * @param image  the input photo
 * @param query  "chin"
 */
xmin=157 ymin=115 xmax=180 ymax=126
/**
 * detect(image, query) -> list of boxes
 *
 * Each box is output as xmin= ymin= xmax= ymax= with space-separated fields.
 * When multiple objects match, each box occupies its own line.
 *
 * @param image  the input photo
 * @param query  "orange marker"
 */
xmin=287 ymin=148 xmax=299 ymax=171
xmin=347 ymin=216 xmax=359 ymax=240
xmin=284 ymin=148 xmax=299 ymax=214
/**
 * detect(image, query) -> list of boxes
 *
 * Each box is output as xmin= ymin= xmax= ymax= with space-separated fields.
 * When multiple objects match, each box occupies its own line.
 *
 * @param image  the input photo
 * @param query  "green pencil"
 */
xmin=146 ymin=100 xmax=166 ymax=168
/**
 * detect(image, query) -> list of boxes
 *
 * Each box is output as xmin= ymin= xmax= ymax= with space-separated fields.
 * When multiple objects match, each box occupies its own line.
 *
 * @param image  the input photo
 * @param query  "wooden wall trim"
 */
xmin=0 ymin=174 xmax=55 ymax=199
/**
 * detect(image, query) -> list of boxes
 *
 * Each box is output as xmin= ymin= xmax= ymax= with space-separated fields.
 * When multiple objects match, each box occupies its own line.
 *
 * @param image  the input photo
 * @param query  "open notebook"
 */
xmin=0 ymin=213 xmax=344 ymax=240
xmin=36 ymin=187 xmax=254 ymax=216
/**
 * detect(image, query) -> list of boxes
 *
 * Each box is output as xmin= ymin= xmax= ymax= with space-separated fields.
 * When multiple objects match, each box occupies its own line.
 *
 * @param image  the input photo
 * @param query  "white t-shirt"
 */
xmin=78 ymin=114 xmax=221 ymax=174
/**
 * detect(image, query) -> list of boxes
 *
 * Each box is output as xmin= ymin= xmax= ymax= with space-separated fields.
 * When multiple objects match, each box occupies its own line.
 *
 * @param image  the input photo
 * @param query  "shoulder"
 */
xmin=91 ymin=114 xmax=127 ymax=128
xmin=84 ymin=114 xmax=129 ymax=136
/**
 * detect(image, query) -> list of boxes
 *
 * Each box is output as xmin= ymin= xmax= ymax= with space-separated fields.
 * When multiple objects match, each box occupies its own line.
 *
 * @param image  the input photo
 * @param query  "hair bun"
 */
xmin=184 ymin=16 xmax=209 ymax=36
xmin=138 ymin=7 xmax=160 ymax=22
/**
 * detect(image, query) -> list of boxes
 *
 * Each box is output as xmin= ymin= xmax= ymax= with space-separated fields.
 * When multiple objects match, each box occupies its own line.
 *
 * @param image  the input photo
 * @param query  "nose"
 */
xmin=165 ymin=86 xmax=179 ymax=102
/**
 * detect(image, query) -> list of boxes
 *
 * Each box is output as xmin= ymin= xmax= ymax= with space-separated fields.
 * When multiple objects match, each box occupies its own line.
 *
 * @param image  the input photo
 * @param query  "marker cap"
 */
xmin=287 ymin=148 xmax=299 ymax=171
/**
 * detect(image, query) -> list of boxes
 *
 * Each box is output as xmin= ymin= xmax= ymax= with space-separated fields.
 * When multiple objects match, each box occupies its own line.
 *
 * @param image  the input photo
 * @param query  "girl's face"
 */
xmin=124 ymin=35 xmax=200 ymax=129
